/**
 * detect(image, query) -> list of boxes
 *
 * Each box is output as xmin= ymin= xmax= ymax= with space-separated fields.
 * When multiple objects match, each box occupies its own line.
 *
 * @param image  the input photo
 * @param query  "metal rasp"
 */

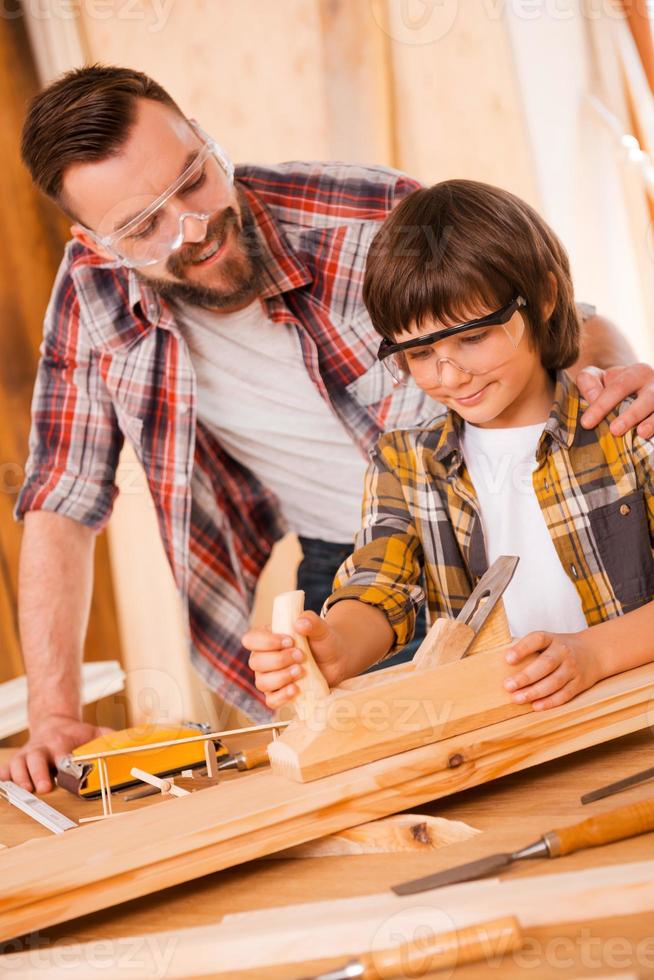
xmin=581 ymin=765 xmax=654 ymax=805
xmin=392 ymin=797 xmax=654 ymax=895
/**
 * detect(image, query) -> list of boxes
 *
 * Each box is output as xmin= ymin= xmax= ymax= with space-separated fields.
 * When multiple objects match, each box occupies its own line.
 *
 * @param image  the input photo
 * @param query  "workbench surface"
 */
xmin=1 ymin=728 xmax=653 ymax=979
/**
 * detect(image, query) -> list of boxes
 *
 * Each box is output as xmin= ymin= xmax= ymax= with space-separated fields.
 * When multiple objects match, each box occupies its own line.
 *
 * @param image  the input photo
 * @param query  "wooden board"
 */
xmin=268 ymin=643 xmax=535 ymax=781
xmin=3 ymin=860 xmax=653 ymax=978
xmin=273 ymin=813 xmax=480 ymax=857
xmin=1 ymin=661 xmax=653 ymax=942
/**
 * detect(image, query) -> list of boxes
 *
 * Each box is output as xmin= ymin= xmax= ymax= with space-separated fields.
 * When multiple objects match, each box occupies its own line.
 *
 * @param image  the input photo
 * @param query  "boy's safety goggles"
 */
xmin=84 ymin=123 xmax=235 ymax=268
xmin=377 ymin=295 xmax=527 ymax=386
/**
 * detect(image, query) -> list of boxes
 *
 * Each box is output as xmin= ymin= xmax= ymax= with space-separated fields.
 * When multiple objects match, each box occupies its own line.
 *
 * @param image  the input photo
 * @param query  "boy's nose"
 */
xmin=437 ymin=358 xmax=471 ymax=387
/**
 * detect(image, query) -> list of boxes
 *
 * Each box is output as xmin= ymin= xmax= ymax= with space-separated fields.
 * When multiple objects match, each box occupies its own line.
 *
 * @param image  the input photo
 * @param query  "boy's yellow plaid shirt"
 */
xmin=326 ymin=372 xmax=654 ymax=651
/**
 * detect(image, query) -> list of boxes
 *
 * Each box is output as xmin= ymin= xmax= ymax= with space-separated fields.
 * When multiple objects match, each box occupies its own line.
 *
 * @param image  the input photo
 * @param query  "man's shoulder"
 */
xmin=235 ymin=161 xmax=421 ymax=228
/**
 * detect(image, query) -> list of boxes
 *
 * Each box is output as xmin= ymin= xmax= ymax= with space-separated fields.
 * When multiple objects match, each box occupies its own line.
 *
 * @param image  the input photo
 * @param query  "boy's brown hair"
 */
xmin=21 ymin=64 xmax=183 ymax=215
xmin=363 ymin=179 xmax=580 ymax=370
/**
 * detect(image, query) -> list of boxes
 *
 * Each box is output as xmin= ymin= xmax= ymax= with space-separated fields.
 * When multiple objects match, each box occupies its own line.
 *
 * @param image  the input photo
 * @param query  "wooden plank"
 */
xmin=273 ymin=813 xmax=480 ymax=857
xmin=3 ymin=860 xmax=653 ymax=978
xmin=267 ymin=644 xmax=537 ymax=781
xmin=0 ymin=661 xmax=653 ymax=941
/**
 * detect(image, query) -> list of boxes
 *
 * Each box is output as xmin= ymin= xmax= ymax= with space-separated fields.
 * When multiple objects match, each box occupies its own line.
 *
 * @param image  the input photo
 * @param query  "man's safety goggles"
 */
xmin=84 ymin=123 xmax=235 ymax=268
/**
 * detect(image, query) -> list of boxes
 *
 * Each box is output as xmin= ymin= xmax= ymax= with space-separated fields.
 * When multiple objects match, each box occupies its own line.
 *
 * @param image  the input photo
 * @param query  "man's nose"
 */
xmin=180 ymin=213 xmax=209 ymax=243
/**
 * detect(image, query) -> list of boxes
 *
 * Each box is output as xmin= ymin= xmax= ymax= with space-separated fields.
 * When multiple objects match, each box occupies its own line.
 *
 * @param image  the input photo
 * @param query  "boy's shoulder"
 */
xmin=374 ymin=409 xmax=451 ymax=472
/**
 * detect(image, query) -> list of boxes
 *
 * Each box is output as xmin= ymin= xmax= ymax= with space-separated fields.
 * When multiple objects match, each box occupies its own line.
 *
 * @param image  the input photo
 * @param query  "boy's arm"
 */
xmin=322 ymin=440 xmax=425 ymax=664
xmin=505 ymin=426 xmax=654 ymax=711
xmin=245 ymin=440 xmax=424 ymax=706
xmin=504 ymin=600 xmax=654 ymax=711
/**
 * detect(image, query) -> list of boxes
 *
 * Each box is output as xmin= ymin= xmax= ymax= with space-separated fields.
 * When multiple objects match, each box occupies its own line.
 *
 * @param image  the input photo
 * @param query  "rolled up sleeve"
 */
xmin=323 ymin=438 xmax=424 ymax=652
xmin=15 ymin=265 xmax=123 ymax=532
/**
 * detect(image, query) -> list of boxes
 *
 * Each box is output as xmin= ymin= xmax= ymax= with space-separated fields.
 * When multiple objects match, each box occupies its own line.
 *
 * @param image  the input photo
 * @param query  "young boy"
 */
xmin=244 ymin=180 xmax=654 ymax=712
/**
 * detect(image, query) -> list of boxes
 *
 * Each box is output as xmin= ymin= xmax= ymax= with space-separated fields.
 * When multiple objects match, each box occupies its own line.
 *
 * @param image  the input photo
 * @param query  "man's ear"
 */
xmin=543 ymin=271 xmax=558 ymax=321
xmin=70 ymin=223 xmax=117 ymax=262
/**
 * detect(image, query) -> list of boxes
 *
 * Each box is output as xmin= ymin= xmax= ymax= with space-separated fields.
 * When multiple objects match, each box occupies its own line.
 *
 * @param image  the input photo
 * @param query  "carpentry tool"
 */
xmin=392 ymin=797 xmax=654 ymax=894
xmin=57 ymin=722 xmax=230 ymax=797
xmin=0 ymin=780 xmax=77 ymax=834
xmin=412 ymin=555 xmax=518 ymax=669
xmin=296 ymin=915 xmax=522 ymax=980
xmin=581 ymin=765 xmax=654 ymax=804
xmin=217 ymin=744 xmax=270 ymax=772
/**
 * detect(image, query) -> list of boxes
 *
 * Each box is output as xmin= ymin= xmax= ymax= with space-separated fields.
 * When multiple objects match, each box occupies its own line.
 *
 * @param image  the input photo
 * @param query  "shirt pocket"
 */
xmin=588 ymin=488 xmax=654 ymax=612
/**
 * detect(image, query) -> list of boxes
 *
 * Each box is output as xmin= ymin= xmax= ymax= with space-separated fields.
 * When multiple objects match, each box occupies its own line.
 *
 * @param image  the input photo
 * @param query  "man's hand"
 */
xmin=0 ymin=716 xmax=112 ymax=794
xmin=577 ymin=364 xmax=654 ymax=438
xmin=244 ymin=612 xmax=348 ymax=711
xmin=503 ymin=630 xmax=602 ymax=711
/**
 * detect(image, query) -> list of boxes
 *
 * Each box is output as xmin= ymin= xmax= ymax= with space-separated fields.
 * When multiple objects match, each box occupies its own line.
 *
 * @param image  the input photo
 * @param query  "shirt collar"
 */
xmin=540 ymin=369 xmax=579 ymax=451
xmin=433 ymin=369 xmax=579 ymax=473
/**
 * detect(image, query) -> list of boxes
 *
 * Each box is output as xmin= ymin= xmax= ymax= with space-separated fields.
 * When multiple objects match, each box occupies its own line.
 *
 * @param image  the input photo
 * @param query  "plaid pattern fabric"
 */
xmin=326 ymin=371 xmax=654 ymax=651
xmin=16 ymin=162 xmax=429 ymax=720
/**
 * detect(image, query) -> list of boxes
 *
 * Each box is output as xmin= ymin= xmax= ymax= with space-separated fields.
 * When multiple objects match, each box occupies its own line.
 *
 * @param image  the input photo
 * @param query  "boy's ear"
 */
xmin=542 ymin=271 xmax=558 ymax=321
xmin=70 ymin=223 xmax=117 ymax=263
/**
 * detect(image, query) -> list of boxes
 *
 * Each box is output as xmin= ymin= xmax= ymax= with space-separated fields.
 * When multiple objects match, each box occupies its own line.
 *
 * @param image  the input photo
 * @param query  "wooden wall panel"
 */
xmin=0 ymin=4 xmax=122 ymax=740
xmin=384 ymin=0 xmax=538 ymax=197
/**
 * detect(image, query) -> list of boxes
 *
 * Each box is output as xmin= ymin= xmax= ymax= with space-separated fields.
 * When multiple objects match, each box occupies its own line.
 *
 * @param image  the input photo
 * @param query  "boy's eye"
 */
xmin=459 ymin=330 xmax=488 ymax=346
xmin=405 ymin=347 xmax=434 ymax=362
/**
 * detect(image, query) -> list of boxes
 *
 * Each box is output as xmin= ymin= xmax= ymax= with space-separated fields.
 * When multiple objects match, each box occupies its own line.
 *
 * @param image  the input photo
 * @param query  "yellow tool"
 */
xmin=57 ymin=722 xmax=230 ymax=798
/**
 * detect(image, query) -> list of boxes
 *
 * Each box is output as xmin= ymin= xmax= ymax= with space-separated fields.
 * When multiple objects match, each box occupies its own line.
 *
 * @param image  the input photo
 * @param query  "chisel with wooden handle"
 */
xmin=393 ymin=797 xmax=654 ymax=894
xmin=296 ymin=915 xmax=522 ymax=979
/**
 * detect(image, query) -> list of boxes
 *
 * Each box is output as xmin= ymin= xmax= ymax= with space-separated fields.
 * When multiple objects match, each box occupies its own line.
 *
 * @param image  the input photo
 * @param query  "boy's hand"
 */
xmin=503 ymin=631 xmax=602 ymax=711
xmin=243 ymin=612 xmax=347 ymax=711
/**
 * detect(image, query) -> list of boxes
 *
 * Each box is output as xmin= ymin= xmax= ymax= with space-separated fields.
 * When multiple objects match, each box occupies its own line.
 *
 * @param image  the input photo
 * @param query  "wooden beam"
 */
xmin=0 ymin=661 xmax=653 ymax=941
xmin=267 ymin=643 xmax=534 ymax=781
xmin=273 ymin=813 xmax=480 ymax=857
xmin=2 ymin=861 xmax=653 ymax=978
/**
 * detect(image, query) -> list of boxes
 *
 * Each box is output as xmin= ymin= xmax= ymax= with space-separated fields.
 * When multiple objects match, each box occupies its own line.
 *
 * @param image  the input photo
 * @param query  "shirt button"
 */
xmin=544 ymin=479 xmax=549 ymax=490
xmin=179 ymin=402 xmax=190 ymax=415
xmin=174 ymin=473 xmax=187 ymax=487
xmin=620 ymin=503 xmax=631 ymax=516
xmin=148 ymin=305 xmax=158 ymax=319
xmin=570 ymin=563 xmax=579 ymax=579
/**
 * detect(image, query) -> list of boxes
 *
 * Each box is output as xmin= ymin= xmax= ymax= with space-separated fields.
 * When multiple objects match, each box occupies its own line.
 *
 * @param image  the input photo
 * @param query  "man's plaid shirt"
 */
xmin=326 ymin=372 xmax=654 ymax=650
xmin=16 ymin=162 xmax=428 ymax=720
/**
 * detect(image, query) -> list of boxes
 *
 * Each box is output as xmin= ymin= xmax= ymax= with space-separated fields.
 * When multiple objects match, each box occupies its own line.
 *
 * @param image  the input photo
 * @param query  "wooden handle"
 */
xmin=359 ymin=915 xmax=522 ymax=979
xmin=550 ymin=798 xmax=654 ymax=856
xmin=271 ymin=590 xmax=330 ymax=721
xmin=412 ymin=618 xmax=475 ymax=670
xmin=240 ymin=745 xmax=271 ymax=770
xmin=466 ymin=599 xmax=512 ymax=655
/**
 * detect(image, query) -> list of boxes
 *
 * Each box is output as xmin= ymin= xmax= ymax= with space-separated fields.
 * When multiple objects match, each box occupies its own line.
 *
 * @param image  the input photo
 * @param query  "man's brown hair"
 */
xmin=21 ymin=63 xmax=183 ymax=215
xmin=363 ymin=179 xmax=580 ymax=370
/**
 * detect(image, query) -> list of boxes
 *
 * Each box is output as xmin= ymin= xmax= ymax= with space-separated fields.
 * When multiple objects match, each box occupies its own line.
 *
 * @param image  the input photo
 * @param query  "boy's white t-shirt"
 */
xmin=461 ymin=420 xmax=587 ymax=638
xmin=175 ymin=298 xmax=368 ymax=542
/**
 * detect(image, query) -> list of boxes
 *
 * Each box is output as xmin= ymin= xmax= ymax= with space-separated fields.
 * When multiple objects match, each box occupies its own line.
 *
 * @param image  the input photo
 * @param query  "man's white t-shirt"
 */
xmin=461 ymin=420 xmax=587 ymax=637
xmin=176 ymin=299 xmax=367 ymax=543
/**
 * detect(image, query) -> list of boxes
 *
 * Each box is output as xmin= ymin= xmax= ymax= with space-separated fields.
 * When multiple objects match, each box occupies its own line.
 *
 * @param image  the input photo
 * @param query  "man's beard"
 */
xmin=136 ymin=189 xmax=265 ymax=310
